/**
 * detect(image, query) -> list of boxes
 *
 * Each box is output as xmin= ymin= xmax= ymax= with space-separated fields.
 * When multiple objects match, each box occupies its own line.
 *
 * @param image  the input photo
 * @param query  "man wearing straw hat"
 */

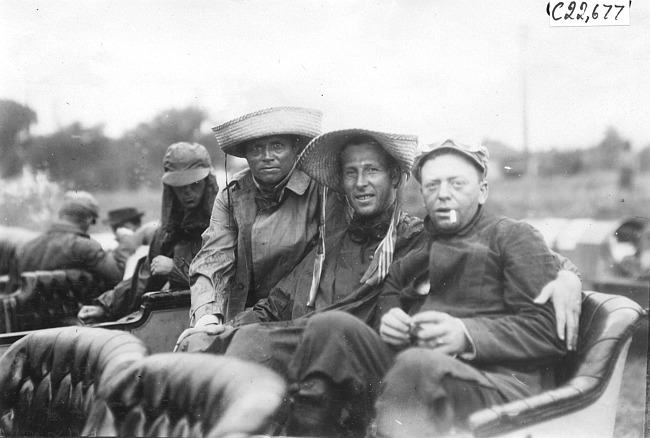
xmin=177 ymin=107 xmax=347 ymax=345
xmin=289 ymin=140 xmax=574 ymax=437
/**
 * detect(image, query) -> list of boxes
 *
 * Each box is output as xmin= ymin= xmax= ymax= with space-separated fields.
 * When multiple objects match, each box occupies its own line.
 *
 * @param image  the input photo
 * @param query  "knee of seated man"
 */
xmin=226 ymin=324 xmax=274 ymax=363
xmin=391 ymin=348 xmax=495 ymax=390
xmin=307 ymin=310 xmax=368 ymax=336
xmin=392 ymin=348 xmax=456 ymax=375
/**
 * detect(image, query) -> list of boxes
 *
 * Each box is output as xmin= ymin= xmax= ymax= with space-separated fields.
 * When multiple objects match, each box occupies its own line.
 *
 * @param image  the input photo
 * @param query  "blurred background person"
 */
xmin=618 ymin=141 xmax=635 ymax=192
xmin=78 ymin=142 xmax=218 ymax=323
xmin=13 ymin=190 xmax=131 ymax=288
xmin=103 ymin=207 xmax=159 ymax=279
xmin=104 ymin=207 xmax=157 ymax=247
xmin=105 ymin=207 xmax=145 ymax=234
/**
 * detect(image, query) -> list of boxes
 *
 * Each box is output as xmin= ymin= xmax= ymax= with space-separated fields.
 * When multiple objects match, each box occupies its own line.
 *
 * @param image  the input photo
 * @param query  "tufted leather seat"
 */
xmin=84 ymin=353 xmax=288 ymax=438
xmin=0 ymin=326 xmax=148 ymax=437
xmin=468 ymin=291 xmax=645 ymax=437
xmin=0 ymin=274 xmax=19 ymax=296
xmin=0 ymin=269 xmax=105 ymax=333
xmin=0 ymin=239 xmax=16 ymax=277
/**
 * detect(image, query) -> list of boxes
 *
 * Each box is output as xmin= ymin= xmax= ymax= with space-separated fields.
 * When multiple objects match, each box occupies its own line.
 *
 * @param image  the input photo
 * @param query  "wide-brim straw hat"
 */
xmin=212 ymin=107 xmax=323 ymax=158
xmin=297 ymin=129 xmax=418 ymax=193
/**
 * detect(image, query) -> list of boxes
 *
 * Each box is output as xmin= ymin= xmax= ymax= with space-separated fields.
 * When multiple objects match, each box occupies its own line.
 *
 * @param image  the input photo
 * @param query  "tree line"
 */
xmin=1 ymin=99 xmax=647 ymax=189
xmin=0 ymin=99 xmax=226 ymax=190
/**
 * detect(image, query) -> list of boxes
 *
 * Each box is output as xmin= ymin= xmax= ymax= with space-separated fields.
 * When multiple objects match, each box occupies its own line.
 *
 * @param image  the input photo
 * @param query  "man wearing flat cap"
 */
xmin=291 ymin=140 xmax=574 ymax=437
xmin=15 ymin=190 xmax=130 ymax=287
xmin=78 ymin=142 xmax=219 ymax=323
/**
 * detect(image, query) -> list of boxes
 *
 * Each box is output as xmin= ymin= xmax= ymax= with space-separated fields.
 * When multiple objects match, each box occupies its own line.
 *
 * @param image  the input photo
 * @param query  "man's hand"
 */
xmin=174 ymin=314 xmax=226 ymax=352
xmin=410 ymin=310 xmax=469 ymax=356
xmin=379 ymin=307 xmax=412 ymax=346
xmin=534 ymin=269 xmax=582 ymax=351
xmin=150 ymin=255 xmax=174 ymax=276
xmin=78 ymin=305 xmax=108 ymax=324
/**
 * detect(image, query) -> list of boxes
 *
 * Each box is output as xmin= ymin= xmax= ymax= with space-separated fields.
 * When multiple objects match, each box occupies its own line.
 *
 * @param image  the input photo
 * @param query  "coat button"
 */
xmin=236 ymin=282 xmax=244 ymax=290
xmin=369 ymin=255 xmax=374 ymax=260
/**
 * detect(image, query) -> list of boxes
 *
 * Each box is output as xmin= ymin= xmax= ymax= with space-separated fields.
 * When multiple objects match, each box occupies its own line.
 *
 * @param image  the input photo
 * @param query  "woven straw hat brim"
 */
xmin=298 ymin=129 xmax=418 ymax=193
xmin=213 ymin=107 xmax=323 ymax=158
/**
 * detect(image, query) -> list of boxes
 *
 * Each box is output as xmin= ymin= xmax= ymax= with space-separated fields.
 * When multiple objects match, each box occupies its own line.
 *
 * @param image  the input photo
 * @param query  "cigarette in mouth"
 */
xmin=449 ymin=210 xmax=457 ymax=224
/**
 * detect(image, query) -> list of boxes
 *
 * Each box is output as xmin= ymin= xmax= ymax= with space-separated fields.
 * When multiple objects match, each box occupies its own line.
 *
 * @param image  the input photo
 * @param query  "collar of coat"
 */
xmin=48 ymin=220 xmax=90 ymax=238
xmin=423 ymin=205 xmax=485 ymax=238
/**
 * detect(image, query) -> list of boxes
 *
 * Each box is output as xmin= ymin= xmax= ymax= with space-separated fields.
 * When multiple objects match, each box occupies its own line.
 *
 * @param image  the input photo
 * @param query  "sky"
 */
xmin=2 ymin=0 xmax=649 ymax=152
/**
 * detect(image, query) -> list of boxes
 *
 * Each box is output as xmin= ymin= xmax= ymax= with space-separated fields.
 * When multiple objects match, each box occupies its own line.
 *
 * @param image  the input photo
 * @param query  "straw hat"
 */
xmin=412 ymin=139 xmax=489 ymax=183
xmin=212 ymin=107 xmax=323 ymax=158
xmin=297 ymin=129 xmax=418 ymax=193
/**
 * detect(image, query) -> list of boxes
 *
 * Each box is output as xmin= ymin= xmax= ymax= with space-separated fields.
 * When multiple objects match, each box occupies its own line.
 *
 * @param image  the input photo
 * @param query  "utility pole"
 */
xmin=519 ymin=26 xmax=533 ymax=177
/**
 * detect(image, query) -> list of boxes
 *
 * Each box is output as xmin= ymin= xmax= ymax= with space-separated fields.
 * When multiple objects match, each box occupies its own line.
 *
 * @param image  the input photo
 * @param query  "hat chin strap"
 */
xmin=306 ymin=185 xmax=328 ymax=308
xmin=306 ymin=173 xmax=406 ymax=307
xmin=359 ymin=174 xmax=405 ymax=286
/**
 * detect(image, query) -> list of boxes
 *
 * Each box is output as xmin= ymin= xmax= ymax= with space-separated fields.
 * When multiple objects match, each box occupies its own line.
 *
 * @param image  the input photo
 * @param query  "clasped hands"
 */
xmin=150 ymin=255 xmax=174 ymax=276
xmin=379 ymin=307 xmax=470 ymax=356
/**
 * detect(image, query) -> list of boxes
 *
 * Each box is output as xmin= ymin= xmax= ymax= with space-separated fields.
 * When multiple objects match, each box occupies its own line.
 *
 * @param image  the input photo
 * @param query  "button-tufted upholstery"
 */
xmin=84 ymin=353 xmax=288 ymax=438
xmin=0 ymin=326 xmax=148 ymax=437
xmin=0 ymin=274 xmax=18 ymax=296
xmin=468 ymin=291 xmax=645 ymax=437
xmin=0 ymin=239 xmax=16 ymax=277
xmin=0 ymin=269 xmax=105 ymax=333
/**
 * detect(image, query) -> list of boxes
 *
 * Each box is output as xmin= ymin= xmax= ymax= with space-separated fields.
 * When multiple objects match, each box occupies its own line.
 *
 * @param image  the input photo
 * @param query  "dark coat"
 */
xmin=94 ymin=174 xmax=219 ymax=319
xmin=231 ymin=212 xmax=424 ymax=327
xmin=16 ymin=221 xmax=129 ymax=288
xmin=377 ymin=208 xmax=568 ymax=395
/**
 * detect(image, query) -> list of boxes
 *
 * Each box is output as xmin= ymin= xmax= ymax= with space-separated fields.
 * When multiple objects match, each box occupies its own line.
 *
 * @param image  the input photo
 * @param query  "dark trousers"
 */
xmin=290 ymin=311 xmax=532 ymax=435
xmin=193 ymin=310 xmax=530 ymax=435
xmin=224 ymin=319 xmax=309 ymax=378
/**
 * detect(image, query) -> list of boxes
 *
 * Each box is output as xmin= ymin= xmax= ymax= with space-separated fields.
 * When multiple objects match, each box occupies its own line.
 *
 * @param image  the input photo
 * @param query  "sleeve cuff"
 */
xmin=457 ymin=318 xmax=477 ymax=360
xmin=190 ymin=302 xmax=224 ymax=326
xmin=194 ymin=314 xmax=223 ymax=327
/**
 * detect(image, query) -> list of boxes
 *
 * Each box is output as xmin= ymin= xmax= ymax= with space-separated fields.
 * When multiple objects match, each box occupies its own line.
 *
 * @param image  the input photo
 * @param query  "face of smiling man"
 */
xmin=419 ymin=152 xmax=488 ymax=232
xmin=340 ymin=142 xmax=399 ymax=218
